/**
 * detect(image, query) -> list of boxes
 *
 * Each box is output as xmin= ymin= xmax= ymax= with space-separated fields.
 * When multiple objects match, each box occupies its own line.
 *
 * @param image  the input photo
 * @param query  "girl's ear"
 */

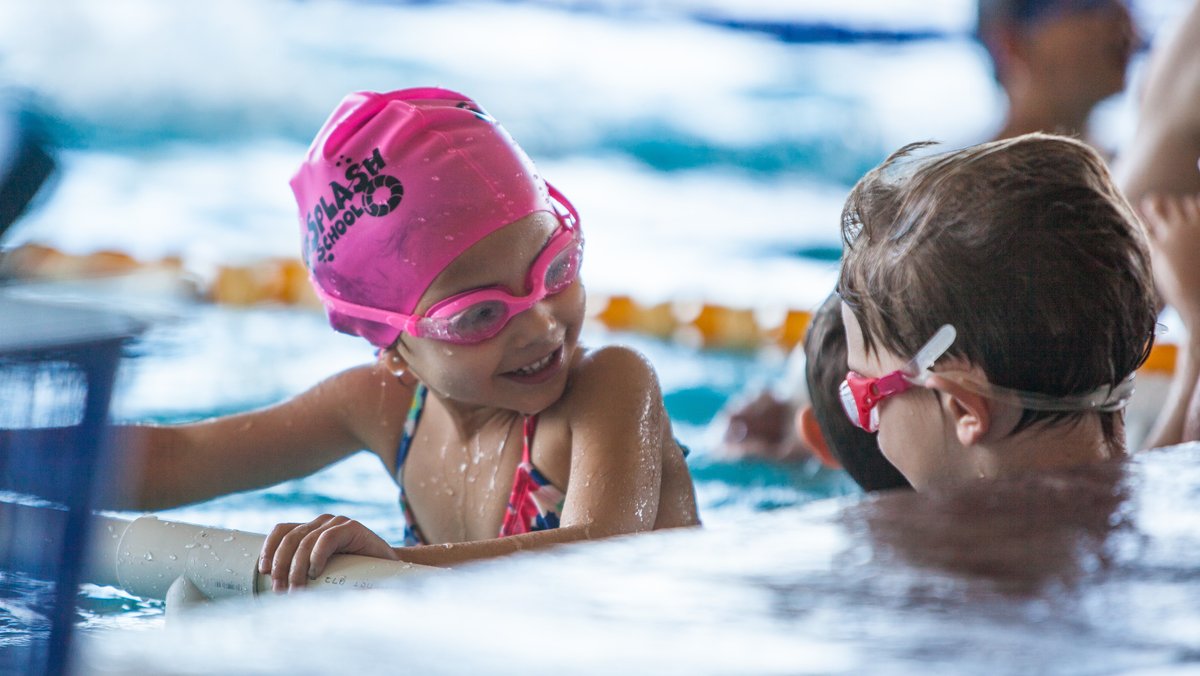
xmin=379 ymin=347 xmax=411 ymax=380
xmin=797 ymin=406 xmax=842 ymax=469
xmin=925 ymin=375 xmax=992 ymax=447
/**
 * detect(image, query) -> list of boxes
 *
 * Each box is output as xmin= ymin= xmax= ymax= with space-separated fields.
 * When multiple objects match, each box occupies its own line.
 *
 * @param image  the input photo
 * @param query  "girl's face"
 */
xmin=841 ymin=305 xmax=960 ymax=491
xmin=394 ymin=211 xmax=586 ymax=416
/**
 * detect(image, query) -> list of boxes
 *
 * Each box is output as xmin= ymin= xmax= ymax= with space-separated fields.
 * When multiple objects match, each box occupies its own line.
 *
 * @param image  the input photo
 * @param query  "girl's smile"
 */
xmin=502 ymin=345 xmax=565 ymax=383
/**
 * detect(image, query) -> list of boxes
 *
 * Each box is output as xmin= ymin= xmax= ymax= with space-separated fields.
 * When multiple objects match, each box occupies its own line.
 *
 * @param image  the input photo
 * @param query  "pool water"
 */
xmin=79 ymin=443 xmax=1200 ymax=675
xmin=0 ymin=0 xmax=1196 ymax=671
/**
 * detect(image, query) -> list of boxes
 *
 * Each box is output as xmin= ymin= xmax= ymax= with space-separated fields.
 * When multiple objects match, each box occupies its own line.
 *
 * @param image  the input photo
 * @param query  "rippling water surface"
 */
xmin=0 ymin=0 xmax=1196 ymax=672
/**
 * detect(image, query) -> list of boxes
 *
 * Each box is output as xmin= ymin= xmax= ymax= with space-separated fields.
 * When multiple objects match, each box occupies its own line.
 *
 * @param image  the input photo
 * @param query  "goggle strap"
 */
xmin=901 ymin=323 xmax=1134 ymax=412
xmin=309 ymin=276 xmax=409 ymax=329
xmin=939 ymin=372 xmax=1137 ymax=413
xmin=545 ymin=181 xmax=580 ymax=230
xmin=907 ymin=324 xmax=956 ymax=374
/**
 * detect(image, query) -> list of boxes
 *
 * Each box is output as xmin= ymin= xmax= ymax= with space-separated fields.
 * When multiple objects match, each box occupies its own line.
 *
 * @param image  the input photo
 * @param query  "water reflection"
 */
xmin=81 ymin=444 xmax=1200 ymax=674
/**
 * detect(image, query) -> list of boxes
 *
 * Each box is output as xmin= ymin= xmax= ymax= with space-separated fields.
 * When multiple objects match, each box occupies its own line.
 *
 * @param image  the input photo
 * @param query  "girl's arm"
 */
xmin=553 ymin=345 xmax=683 ymax=534
xmin=106 ymin=362 xmax=411 ymax=510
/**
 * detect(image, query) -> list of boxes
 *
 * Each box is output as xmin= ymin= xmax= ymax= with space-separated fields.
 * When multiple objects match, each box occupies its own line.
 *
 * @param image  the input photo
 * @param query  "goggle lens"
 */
xmin=419 ymin=235 xmax=583 ymax=344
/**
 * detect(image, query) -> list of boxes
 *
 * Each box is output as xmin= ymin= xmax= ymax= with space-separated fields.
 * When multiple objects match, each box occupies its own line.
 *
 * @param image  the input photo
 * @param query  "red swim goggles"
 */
xmin=839 ymin=325 xmax=1136 ymax=433
xmin=839 ymin=325 xmax=956 ymax=433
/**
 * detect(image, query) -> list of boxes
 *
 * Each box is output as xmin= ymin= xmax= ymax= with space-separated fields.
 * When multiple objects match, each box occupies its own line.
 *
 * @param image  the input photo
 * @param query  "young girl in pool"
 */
xmin=115 ymin=87 xmax=699 ymax=590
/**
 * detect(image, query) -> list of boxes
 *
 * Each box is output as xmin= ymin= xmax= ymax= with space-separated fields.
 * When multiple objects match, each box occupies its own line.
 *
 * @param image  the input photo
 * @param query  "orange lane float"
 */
xmin=210 ymin=257 xmax=319 ymax=308
xmin=0 ymin=242 xmax=1181 ymax=373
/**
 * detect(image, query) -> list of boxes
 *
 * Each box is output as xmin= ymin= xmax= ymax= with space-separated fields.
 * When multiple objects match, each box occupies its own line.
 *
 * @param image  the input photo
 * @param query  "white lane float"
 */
xmin=85 ymin=512 xmax=440 ymax=614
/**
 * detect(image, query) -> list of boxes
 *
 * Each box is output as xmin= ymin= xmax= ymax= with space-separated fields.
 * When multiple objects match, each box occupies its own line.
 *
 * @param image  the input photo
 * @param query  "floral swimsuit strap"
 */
xmin=395 ymin=383 xmax=430 ymax=546
xmin=394 ymin=384 xmax=566 ymax=546
xmin=500 ymin=415 xmax=567 ymax=536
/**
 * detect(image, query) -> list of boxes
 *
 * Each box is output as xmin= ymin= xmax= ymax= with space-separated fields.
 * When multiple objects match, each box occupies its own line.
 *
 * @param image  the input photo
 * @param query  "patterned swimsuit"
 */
xmin=394 ymin=384 xmax=567 ymax=546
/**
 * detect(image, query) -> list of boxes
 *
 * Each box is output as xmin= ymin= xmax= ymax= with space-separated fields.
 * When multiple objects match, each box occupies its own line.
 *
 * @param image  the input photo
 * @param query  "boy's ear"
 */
xmin=797 ymin=406 xmax=842 ymax=469
xmin=925 ymin=375 xmax=991 ymax=447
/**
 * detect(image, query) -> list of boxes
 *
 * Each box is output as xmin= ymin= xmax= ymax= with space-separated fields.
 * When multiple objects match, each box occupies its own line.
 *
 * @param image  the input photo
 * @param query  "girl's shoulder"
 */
xmin=558 ymin=344 xmax=663 ymax=410
xmin=304 ymin=361 xmax=419 ymax=454
xmin=572 ymin=344 xmax=659 ymax=381
xmin=315 ymin=361 xmax=418 ymax=404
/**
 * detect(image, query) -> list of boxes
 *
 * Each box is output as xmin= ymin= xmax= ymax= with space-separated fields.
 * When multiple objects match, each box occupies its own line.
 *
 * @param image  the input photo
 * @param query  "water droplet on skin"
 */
xmin=459 ymin=462 xmax=467 ymax=472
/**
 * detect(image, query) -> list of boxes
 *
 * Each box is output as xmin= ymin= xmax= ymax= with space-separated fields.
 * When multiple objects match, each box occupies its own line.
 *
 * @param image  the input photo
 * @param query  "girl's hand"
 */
xmin=1142 ymin=190 xmax=1200 ymax=332
xmin=258 ymin=514 xmax=399 ymax=592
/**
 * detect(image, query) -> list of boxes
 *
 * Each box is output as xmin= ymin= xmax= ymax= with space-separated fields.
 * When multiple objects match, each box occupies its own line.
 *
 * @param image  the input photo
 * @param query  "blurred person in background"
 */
xmin=975 ymin=0 xmax=1137 ymax=153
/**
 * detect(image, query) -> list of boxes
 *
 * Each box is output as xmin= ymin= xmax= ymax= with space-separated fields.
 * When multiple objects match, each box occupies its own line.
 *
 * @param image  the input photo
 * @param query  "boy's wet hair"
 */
xmin=837 ymin=133 xmax=1156 ymax=447
xmin=804 ymin=293 xmax=911 ymax=492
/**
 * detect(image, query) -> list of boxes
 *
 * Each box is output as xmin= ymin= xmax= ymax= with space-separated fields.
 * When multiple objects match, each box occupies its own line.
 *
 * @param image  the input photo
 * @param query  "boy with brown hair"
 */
xmin=836 ymin=132 xmax=1157 ymax=491
xmin=796 ymin=293 xmax=910 ymax=492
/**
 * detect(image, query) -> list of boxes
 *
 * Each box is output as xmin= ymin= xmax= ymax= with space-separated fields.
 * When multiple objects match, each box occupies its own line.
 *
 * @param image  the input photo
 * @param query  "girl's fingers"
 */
xmin=309 ymin=519 xmax=399 ymax=572
xmin=269 ymin=514 xmax=334 ymax=592
xmin=259 ymin=522 xmax=300 ymax=574
xmin=260 ymin=515 xmax=397 ymax=592
xmin=289 ymin=515 xmax=352 ymax=589
xmin=307 ymin=518 xmax=354 ymax=582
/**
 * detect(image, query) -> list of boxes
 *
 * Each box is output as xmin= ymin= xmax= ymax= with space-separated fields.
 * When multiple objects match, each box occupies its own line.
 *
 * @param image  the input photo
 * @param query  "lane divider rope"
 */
xmin=0 ymin=242 xmax=1178 ymax=373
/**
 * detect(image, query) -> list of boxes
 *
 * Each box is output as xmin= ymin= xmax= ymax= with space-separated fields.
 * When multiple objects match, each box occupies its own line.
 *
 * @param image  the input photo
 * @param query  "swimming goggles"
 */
xmin=314 ymin=194 xmax=582 ymax=345
xmin=839 ymin=324 xmax=1136 ymax=433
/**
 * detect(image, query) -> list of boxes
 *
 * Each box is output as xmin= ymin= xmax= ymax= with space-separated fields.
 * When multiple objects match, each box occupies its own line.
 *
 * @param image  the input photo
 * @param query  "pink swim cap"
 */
xmin=290 ymin=87 xmax=560 ymax=348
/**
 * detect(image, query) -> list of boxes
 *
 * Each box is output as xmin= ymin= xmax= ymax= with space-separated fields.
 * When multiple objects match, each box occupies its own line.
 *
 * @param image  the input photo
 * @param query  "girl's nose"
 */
xmin=510 ymin=298 xmax=560 ymax=345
